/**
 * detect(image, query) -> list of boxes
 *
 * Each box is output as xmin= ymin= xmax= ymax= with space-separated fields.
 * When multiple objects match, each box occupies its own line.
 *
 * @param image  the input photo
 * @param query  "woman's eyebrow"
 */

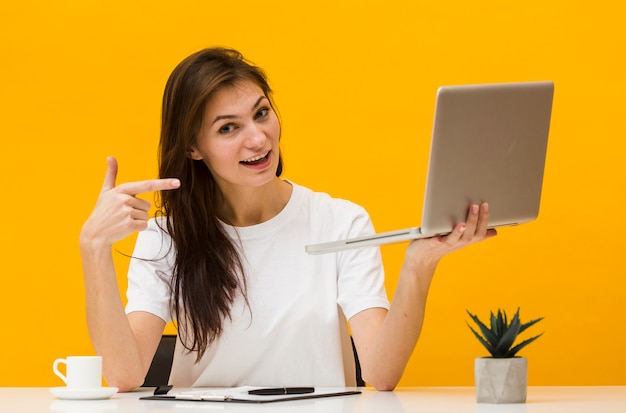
xmin=252 ymin=95 xmax=267 ymax=109
xmin=211 ymin=96 xmax=267 ymax=126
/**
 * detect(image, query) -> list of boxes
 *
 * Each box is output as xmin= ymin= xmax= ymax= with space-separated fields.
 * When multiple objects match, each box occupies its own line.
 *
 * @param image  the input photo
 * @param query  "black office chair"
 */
xmin=142 ymin=334 xmax=177 ymax=387
xmin=351 ymin=336 xmax=366 ymax=387
xmin=142 ymin=334 xmax=366 ymax=387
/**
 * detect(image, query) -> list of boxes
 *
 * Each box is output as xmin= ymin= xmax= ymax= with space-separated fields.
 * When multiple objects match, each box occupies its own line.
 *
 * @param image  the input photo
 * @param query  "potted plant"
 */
xmin=466 ymin=308 xmax=544 ymax=404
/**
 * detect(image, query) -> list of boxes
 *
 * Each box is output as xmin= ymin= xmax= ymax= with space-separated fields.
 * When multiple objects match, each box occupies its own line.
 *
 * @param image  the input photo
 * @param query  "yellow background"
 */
xmin=1 ymin=1 xmax=624 ymax=387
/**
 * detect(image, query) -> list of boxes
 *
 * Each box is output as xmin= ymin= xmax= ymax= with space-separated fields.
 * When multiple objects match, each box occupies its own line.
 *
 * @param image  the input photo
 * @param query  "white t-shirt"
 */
xmin=125 ymin=182 xmax=390 ymax=387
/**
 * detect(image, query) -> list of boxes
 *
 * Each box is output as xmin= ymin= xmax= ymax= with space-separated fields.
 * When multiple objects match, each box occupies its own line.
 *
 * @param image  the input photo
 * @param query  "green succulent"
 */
xmin=467 ymin=308 xmax=544 ymax=358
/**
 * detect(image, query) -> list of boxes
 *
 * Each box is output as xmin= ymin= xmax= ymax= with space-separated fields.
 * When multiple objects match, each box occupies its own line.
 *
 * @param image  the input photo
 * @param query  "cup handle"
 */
xmin=52 ymin=358 xmax=67 ymax=384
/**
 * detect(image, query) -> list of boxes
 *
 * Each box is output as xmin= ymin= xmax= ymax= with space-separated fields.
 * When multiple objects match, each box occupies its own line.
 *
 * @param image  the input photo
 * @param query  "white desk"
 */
xmin=2 ymin=386 xmax=624 ymax=412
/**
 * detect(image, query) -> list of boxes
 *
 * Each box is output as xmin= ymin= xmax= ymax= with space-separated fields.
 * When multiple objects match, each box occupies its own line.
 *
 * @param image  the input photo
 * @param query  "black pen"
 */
xmin=248 ymin=387 xmax=315 ymax=395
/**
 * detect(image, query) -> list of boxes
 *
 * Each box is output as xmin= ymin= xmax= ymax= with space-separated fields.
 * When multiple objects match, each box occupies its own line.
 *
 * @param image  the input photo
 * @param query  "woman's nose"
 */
xmin=244 ymin=124 xmax=267 ymax=148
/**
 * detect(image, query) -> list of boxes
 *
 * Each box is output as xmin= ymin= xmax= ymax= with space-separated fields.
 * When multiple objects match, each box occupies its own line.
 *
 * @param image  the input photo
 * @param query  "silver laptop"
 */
xmin=305 ymin=81 xmax=554 ymax=255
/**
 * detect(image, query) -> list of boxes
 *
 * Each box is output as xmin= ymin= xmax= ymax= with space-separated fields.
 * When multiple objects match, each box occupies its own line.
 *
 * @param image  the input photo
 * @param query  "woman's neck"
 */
xmin=215 ymin=178 xmax=293 ymax=227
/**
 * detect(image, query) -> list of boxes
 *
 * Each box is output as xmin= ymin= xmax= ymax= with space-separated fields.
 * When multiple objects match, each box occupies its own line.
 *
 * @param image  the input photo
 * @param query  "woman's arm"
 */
xmin=349 ymin=203 xmax=496 ymax=391
xmin=80 ymin=157 xmax=179 ymax=391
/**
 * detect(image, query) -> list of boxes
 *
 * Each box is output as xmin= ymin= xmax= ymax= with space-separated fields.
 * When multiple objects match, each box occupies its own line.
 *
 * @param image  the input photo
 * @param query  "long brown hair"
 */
xmin=156 ymin=48 xmax=282 ymax=360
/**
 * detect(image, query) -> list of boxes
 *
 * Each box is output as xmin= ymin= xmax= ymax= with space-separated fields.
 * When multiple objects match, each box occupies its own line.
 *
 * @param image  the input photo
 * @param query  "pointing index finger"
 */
xmin=117 ymin=178 xmax=181 ymax=196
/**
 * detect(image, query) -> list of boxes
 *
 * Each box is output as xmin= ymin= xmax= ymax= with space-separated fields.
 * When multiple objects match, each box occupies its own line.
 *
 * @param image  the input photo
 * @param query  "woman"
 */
xmin=80 ymin=48 xmax=495 ymax=392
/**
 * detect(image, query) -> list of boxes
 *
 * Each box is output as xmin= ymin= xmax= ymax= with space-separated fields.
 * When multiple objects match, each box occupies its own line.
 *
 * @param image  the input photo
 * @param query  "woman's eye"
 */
xmin=255 ymin=107 xmax=269 ymax=120
xmin=218 ymin=123 xmax=236 ymax=134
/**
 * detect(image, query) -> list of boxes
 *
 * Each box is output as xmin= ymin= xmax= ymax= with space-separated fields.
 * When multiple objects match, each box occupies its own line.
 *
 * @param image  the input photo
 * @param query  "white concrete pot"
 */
xmin=474 ymin=357 xmax=528 ymax=403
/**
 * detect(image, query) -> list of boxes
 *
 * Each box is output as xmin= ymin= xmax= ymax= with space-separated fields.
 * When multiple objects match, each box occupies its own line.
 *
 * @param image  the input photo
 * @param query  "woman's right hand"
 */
xmin=80 ymin=156 xmax=180 ymax=248
xmin=80 ymin=157 xmax=179 ymax=391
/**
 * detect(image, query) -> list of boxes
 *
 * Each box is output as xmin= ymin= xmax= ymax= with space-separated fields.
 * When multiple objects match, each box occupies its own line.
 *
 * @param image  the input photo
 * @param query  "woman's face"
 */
xmin=190 ymin=80 xmax=281 ymax=192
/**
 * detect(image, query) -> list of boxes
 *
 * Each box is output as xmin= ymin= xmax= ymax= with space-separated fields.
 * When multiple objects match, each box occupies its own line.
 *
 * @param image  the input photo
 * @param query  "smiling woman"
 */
xmin=78 ymin=47 xmax=495 ymax=392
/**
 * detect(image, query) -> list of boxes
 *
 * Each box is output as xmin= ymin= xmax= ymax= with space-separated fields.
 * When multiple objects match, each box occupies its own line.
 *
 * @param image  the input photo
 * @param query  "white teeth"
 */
xmin=243 ymin=151 xmax=269 ymax=163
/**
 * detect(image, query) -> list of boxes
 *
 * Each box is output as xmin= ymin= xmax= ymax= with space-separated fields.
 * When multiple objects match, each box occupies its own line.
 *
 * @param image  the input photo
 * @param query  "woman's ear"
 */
xmin=188 ymin=146 xmax=203 ymax=160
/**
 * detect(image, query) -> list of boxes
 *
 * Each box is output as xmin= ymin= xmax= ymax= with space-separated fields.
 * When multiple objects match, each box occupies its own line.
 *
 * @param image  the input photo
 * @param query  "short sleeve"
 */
xmin=125 ymin=218 xmax=176 ymax=323
xmin=335 ymin=206 xmax=390 ymax=320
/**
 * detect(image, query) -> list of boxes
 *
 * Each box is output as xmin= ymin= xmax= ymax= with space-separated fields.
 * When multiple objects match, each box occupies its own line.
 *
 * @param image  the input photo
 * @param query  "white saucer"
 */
xmin=50 ymin=386 xmax=118 ymax=400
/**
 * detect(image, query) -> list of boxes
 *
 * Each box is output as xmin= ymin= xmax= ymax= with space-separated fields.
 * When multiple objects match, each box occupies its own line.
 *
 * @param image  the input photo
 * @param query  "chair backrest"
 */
xmin=351 ymin=336 xmax=365 ymax=387
xmin=142 ymin=334 xmax=177 ymax=387
xmin=142 ymin=334 xmax=365 ymax=387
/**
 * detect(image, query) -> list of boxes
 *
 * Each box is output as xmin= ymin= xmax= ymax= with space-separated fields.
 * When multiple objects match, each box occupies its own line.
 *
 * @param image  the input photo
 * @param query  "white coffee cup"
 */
xmin=53 ymin=356 xmax=103 ymax=389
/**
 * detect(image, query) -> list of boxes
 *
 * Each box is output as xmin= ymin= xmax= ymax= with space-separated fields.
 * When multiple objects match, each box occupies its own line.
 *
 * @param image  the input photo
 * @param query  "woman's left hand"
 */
xmin=353 ymin=202 xmax=496 ymax=390
xmin=405 ymin=203 xmax=497 ymax=268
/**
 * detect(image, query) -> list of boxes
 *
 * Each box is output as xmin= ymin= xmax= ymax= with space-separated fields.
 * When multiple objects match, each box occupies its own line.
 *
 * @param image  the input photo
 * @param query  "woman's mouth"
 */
xmin=240 ymin=150 xmax=271 ymax=167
